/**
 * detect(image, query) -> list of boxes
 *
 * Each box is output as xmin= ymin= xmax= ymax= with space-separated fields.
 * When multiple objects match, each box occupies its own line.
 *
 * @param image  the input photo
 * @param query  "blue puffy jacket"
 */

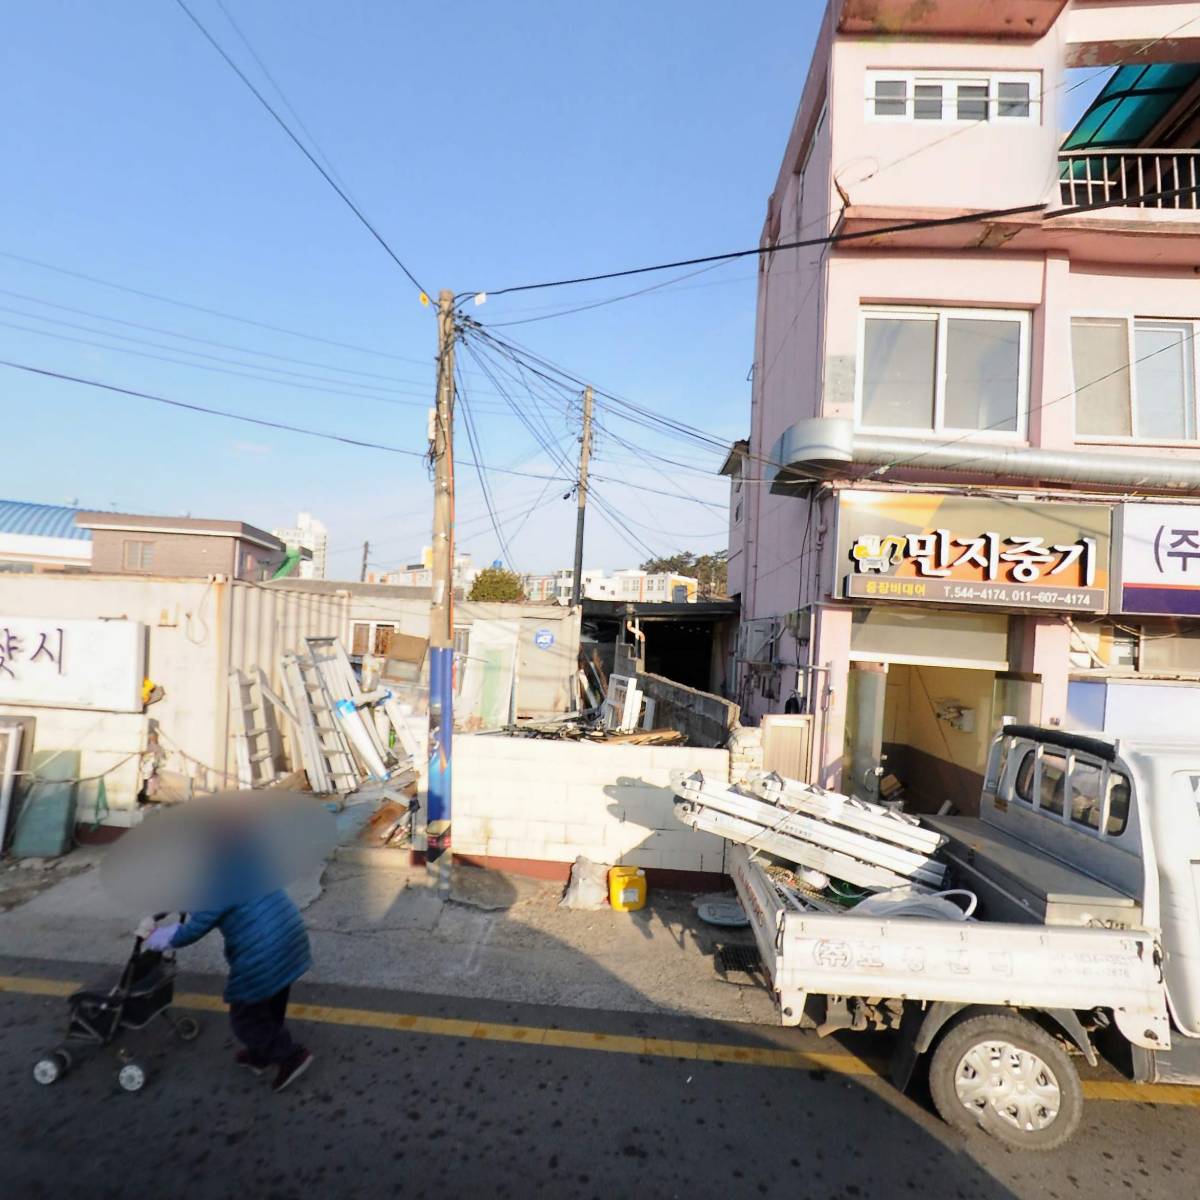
xmin=170 ymin=889 xmax=312 ymax=1004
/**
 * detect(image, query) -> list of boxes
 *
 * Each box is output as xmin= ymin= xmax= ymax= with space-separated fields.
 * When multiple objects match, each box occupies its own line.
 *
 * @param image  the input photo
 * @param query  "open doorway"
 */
xmin=845 ymin=661 xmax=1001 ymax=815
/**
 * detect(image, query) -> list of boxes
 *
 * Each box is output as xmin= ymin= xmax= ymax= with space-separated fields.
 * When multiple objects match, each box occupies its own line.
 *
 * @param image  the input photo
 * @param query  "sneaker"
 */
xmin=235 ymin=1049 xmax=268 ymax=1077
xmin=272 ymin=1048 xmax=313 ymax=1094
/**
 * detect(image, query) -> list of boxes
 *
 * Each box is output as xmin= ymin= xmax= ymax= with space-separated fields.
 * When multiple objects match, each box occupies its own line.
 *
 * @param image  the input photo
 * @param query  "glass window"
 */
xmin=122 ymin=540 xmax=154 ymax=571
xmin=1070 ymin=760 xmax=1104 ymax=830
xmin=1039 ymin=752 xmax=1068 ymax=816
xmin=1072 ymin=318 xmax=1133 ymax=436
xmin=914 ymin=84 xmax=943 ymax=120
xmin=1135 ymin=321 xmax=1196 ymax=441
xmin=1074 ymin=317 xmax=1200 ymax=441
xmin=874 ymin=79 xmax=907 ymax=117
xmin=1106 ymin=772 xmax=1131 ymax=836
xmin=944 ymin=317 xmax=1022 ymax=432
xmin=862 ymin=316 xmax=937 ymax=428
xmin=1015 ymin=750 xmax=1037 ymax=803
xmin=351 ymin=623 xmax=370 ymax=655
xmin=860 ymin=307 xmax=1028 ymax=435
xmin=866 ymin=71 xmax=1038 ymax=123
xmin=373 ymin=625 xmax=397 ymax=656
xmin=998 ymin=81 xmax=1032 ymax=118
xmin=957 ymin=84 xmax=990 ymax=121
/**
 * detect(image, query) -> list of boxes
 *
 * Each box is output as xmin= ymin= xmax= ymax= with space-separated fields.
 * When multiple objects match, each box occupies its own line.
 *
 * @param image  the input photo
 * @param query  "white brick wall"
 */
xmin=452 ymin=735 xmax=729 ymax=873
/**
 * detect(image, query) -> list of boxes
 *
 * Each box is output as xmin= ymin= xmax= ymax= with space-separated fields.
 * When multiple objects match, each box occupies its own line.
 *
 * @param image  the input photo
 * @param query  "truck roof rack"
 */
xmin=1001 ymin=724 xmax=1118 ymax=763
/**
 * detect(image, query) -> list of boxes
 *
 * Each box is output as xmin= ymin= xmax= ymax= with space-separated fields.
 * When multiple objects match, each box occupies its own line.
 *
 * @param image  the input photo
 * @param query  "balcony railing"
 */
xmin=1058 ymin=149 xmax=1200 ymax=211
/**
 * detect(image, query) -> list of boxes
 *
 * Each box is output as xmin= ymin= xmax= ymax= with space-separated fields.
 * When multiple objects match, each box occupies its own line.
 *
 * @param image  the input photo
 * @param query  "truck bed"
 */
xmin=729 ymin=844 xmax=1168 ymax=1047
xmin=922 ymin=814 xmax=1142 ymax=928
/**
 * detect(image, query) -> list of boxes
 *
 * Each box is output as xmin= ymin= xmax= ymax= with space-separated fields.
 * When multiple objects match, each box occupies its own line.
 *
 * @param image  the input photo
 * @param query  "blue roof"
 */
xmin=0 ymin=499 xmax=91 ymax=541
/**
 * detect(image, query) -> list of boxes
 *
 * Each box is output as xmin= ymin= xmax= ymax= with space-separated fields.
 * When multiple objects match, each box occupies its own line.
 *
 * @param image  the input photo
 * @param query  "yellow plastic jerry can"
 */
xmin=609 ymin=865 xmax=647 ymax=912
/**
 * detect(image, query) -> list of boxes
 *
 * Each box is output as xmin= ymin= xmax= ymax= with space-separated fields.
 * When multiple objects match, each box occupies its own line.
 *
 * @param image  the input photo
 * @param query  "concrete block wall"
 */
xmin=452 ymin=735 xmax=730 ymax=877
xmin=634 ymin=671 xmax=740 ymax=748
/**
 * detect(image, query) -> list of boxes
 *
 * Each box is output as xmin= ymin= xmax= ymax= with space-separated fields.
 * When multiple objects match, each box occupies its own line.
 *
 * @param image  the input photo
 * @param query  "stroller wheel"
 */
xmin=33 ymin=1050 xmax=70 ymax=1086
xmin=173 ymin=1015 xmax=200 ymax=1042
xmin=117 ymin=1061 xmax=147 ymax=1092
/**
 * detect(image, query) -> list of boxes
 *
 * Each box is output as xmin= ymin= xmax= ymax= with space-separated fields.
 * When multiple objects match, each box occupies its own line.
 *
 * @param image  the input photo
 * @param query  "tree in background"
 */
xmin=640 ymin=550 xmax=728 ymax=599
xmin=468 ymin=566 xmax=526 ymax=602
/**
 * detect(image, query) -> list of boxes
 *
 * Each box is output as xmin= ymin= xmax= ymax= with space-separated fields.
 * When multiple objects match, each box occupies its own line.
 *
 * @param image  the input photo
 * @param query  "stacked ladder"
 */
xmin=281 ymin=651 xmax=360 ymax=795
xmin=671 ymin=769 xmax=947 ymax=892
xmin=228 ymin=669 xmax=283 ymax=789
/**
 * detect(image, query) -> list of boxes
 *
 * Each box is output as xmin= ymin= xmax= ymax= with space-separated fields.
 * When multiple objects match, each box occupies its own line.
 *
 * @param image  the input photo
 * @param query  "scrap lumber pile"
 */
xmin=671 ymin=769 xmax=947 ymax=894
xmin=506 ymin=672 xmax=686 ymax=746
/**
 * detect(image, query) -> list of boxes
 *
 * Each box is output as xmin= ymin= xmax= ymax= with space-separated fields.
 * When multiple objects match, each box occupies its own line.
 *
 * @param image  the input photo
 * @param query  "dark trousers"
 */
xmin=228 ymin=986 xmax=296 ymax=1065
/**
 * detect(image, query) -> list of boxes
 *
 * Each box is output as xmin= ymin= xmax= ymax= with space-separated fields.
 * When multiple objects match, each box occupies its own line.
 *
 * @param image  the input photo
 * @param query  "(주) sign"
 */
xmin=1116 ymin=502 xmax=1200 ymax=615
xmin=835 ymin=491 xmax=1111 ymax=612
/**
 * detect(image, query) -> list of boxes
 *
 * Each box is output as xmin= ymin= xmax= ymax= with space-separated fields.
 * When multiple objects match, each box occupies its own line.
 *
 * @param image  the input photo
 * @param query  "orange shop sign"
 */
xmin=834 ymin=491 xmax=1112 ymax=612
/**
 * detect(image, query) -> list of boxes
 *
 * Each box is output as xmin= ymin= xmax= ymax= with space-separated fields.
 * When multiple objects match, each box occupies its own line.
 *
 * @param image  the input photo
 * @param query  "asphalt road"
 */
xmin=1 ymin=957 xmax=1197 ymax=1200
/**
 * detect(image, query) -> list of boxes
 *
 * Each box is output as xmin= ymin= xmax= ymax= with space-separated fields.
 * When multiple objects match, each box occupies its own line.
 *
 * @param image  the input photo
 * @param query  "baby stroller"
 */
xmin=33 ymin=913 xmax=201 ymax=1092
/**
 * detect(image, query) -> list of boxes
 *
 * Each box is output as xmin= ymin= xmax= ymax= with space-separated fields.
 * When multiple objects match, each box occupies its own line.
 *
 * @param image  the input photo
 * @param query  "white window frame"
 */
xmin=1071 ymin=312 xmax=1200 ymax=446
xmin=855 ymin=305 xmax=1031 ymax=440
xmin=865 ymin=70 xmax=1041 ymax=125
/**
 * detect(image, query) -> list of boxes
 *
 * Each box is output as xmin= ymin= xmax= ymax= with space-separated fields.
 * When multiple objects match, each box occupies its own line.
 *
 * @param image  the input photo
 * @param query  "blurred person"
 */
xmin=145 ymin=823 xmax=314 ymax=1093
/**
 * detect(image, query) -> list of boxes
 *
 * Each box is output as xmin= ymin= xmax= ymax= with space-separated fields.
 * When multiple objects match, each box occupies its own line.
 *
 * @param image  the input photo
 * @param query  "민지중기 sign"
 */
xmin=835 ymin=491 xmax=1112 ymax=612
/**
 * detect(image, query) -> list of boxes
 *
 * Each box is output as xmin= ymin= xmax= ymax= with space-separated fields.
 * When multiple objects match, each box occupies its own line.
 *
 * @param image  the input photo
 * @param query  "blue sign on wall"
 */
xmin=533 ymin=628 xmax=555 ymax=651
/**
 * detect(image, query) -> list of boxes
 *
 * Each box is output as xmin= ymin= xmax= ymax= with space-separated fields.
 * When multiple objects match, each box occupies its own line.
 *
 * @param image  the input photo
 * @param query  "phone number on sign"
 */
xmin=942 ymin=584 xmax=1095 ymax=606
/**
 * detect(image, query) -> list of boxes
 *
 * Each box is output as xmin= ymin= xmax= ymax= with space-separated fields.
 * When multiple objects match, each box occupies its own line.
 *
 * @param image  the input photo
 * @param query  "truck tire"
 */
xmin=928 ymin=1012 xmax=1083 ymax=1151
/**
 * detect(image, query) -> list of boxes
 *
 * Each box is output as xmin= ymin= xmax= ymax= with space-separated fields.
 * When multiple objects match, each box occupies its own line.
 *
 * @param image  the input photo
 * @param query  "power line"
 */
xmin=213 ymin=0 xmax=350 ymax=193
xmin=469 ymin=185 xmax=1200 ymax=301
xmin=0 ymin=249 xmax=425 ymax=364
xmin=0 ymin=285 xmax=437 ymax=389
xmin=0 ymin=357 xmax=578 ymax=481
xmin=455 ymin=360 xmax=517 ymax=569
xmin=174 ymin=0 xmax=430 ymax=299
xmin=0 ymin=314 xmax=447 ymax=411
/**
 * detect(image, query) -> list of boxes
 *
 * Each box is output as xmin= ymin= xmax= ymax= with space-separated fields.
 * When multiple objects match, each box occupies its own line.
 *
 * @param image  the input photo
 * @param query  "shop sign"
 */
xmin=0 ymin=617 xmax=145 ymax=712
xmin=835 ymin=491 xmax=1111 ymax=612
xmin=1116 ymin=502 xmax=1200 ymax=615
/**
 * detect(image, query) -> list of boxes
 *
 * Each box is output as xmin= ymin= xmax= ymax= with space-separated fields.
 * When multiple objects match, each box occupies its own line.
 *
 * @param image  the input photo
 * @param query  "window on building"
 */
xmin=1072 ymin=317 xmax=1198 ymax=441
xmin=867 ymin=72 xmax=1039 ymax=123
xmin=351 ymin=623 xmax=370 ymax=655
xmin=122 ymin=540 xmax=154 ymax=571
xmin=860 ymin=307 xmax=1029 ymax=435
xmin=373 ymin=625 xmax=397 ymax=656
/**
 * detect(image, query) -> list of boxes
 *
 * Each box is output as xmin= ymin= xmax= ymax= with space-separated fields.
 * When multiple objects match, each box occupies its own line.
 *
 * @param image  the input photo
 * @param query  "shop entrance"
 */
xmin=841 ymin=607 xmax=1042 ymax=813
xmin=847 ymin=661 xmax=1000 ymax=812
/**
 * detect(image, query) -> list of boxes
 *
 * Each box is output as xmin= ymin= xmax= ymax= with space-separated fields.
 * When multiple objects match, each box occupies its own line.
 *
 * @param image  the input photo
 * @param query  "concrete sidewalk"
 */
xmin=0 ymin=851 xmax=776 ymax=1025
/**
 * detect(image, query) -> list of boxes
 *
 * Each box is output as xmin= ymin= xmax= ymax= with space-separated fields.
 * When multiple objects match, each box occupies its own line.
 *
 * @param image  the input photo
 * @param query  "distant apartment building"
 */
xmin=521 ymin=567 xmax=699 ymax=604
xmin=371 ymin=548 xmax=480 ymax=593
xmin=272 ymin=511 xmax=328 ymax=579
xmin=75 ymin=512 xmax=292 ymax=582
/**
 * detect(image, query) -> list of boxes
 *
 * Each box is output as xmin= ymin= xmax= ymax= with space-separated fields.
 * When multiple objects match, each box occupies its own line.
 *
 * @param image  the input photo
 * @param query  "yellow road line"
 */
xmin=5 ymin=972 xmax=1200 ymax=1105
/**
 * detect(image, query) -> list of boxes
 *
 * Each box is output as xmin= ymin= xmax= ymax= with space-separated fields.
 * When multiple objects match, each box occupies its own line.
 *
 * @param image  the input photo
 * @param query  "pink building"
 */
xmin=734 ymin=1 xmax=1200 ymax=811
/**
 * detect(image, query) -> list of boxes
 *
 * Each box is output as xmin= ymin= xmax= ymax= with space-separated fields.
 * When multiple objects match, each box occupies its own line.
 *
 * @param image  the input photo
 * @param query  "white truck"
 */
xmin=727 ymin=725 xmax=1200 ymax=1149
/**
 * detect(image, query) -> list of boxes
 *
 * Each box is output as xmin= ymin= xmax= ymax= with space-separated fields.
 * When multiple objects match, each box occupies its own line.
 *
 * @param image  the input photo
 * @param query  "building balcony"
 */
xmin=1059 ymin=149 xmax=1200 ymax=211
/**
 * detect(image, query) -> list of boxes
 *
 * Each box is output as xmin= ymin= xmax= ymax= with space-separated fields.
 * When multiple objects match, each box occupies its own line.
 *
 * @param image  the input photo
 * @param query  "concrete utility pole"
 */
xmin=360 ymin=540 xmax=370 ymax=583
xmin=570 ymin=385 xmax=594 ymax=607
xmin=427 ymin=289 xmax=456 ymax=877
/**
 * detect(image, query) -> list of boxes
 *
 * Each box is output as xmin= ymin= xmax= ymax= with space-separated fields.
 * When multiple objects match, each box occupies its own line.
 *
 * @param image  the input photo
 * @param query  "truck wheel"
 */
xmin=928 ymin=1012 xmax=1083 ymax=1151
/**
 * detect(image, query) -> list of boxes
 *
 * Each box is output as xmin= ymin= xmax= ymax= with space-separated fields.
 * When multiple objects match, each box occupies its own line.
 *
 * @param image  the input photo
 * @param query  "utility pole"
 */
xmin=570 ymin=385 xmax=594 ymax=607
xmin=360 ymin=540 xmax=369 ymax=583
xmin=427 ymin=289 xmax=456 ymax=881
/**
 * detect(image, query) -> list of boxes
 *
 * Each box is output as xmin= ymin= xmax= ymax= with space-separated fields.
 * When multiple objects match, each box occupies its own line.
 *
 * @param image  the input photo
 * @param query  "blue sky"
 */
xmin=0 ymin=5 xmax=1110 ymax=579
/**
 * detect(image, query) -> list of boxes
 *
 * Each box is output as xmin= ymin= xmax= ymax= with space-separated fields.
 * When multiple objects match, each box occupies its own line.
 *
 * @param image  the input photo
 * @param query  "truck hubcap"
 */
xmin=954 ymin=1040 xmax=1062 ymax=1132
